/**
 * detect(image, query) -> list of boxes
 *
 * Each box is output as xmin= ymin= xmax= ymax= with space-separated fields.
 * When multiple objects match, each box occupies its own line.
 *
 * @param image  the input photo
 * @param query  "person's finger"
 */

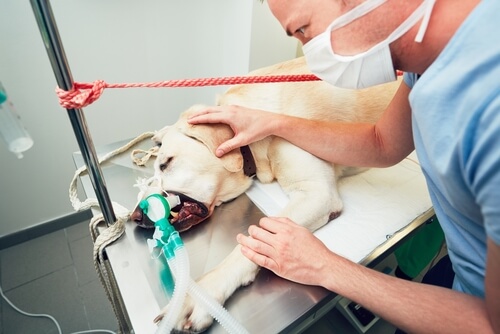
xmin=237 ymin=234 xmax=278 ymax=271
xmin=215 ymin=137 xmax=243 ymax=157
xmin=247 ymin=224 xmax=280 ymax=248
xmin=237 ymin=231 xmax=275 ymax=255
xmin=187 ymin=107 xmax=223 ymax=124
xmin=240 ymin=245 xmax=278 ymax=272
xmin=258 ymin=216 xmax=294 ymax=234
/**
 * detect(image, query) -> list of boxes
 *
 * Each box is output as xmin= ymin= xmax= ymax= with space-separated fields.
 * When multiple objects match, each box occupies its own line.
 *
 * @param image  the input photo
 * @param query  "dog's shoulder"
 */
xmin=217 ymin=57 xmax=310 ymax=110
xmin=248 ymin=57 xmax=310 ymax=76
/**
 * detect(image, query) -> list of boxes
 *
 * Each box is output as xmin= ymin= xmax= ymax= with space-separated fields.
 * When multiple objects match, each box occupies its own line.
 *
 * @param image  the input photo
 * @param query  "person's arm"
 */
xmin=333 ymin=238 xmax=499 ymax=334
xmin=188 ymin=81 xmax=415 ymax=168
xmin=486 ymin=238 xmax=500 ymax=331
xmin=272 ymin=81 xmax=415 ymax=167
xmin=237 ymin=217 xmax=500 ymax=334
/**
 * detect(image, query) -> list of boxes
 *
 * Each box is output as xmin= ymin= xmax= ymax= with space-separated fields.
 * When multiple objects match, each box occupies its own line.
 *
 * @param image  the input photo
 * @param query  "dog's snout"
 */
xmin=131 ymin=205 xmax=155 ymax=228
xmin=158 ymin=157 xmax=173 ymax=172
xmin=130 ymin=207 xmax=143 ymax=223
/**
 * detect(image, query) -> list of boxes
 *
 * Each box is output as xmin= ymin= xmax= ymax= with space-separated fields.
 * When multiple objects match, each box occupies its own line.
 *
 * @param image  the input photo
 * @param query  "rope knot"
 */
xmin=56 ymin=80 xmax=107 ymax=109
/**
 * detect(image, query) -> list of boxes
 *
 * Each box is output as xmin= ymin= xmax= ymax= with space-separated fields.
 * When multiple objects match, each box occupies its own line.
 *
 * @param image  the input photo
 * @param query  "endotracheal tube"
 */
xmin=0 ymin=82 xmax=33 ymax=159
xmin=141 ymin=194 xmax=249 ymax=334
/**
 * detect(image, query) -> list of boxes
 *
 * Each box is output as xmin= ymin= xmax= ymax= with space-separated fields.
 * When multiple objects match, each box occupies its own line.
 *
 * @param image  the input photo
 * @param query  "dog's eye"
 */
xmin=159 ymin=157 xmax=173 ymax=172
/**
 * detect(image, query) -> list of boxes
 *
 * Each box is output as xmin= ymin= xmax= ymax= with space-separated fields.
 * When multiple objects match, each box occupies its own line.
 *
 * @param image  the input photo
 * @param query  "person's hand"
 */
xmin=188 ymin=105 xmax=278 ymax=157
xmin=237 ymin=216 xmax=334 ymax=286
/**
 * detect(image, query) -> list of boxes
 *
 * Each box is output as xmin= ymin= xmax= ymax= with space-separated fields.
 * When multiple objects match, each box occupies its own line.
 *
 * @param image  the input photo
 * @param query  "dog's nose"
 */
xmin=130 ymin=208 xmax=143 ymax=222
xmin=159 ymin=162 xmax=167 ymax=172
xmin=131 ymin=206 xmax=155 ymax=228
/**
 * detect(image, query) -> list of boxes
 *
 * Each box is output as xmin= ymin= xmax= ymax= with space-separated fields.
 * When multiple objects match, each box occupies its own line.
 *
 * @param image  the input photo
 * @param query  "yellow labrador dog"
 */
xmin=131 ymin=57 xmax=400 ymax=332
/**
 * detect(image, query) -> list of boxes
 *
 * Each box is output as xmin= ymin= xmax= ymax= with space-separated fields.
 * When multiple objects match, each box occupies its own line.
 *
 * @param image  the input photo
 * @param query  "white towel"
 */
xmin=245 ymin=152 xmax=432 ymax=263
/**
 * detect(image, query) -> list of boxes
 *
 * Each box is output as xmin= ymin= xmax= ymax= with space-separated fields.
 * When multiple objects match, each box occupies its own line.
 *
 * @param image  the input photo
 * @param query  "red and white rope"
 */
xmin=56 ymin=71 xmax=404 ymax=110
xmin=56 ymin=74 xmax=320 ymax=109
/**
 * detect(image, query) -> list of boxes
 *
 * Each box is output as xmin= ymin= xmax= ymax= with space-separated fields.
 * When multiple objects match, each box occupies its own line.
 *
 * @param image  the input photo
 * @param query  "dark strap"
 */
xmin=240 ymin=145 xmax=256 ymax=177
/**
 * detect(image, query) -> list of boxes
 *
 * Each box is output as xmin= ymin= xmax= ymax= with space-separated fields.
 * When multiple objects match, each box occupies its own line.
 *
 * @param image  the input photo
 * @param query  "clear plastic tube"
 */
xmin=187 ymin=279 xmax=249 ymax=334
xmin=146 ymin=193 xmax=247 ymax=334
xmin=159 ymin=247 xmax=249 ymax=334
xmin=0 ymin=82 xmax=33 ymax=159
xmin=156 ymin=245 xmax=190 ymax=334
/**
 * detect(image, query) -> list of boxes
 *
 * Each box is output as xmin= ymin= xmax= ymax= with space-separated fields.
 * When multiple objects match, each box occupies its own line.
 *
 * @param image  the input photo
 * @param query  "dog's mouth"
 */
xmin=131 ymin=191 xmax=210 ymax=232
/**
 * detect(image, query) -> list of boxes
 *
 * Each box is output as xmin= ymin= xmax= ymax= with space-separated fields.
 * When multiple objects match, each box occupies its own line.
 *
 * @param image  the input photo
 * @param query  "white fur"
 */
xmin=147 ymin=57 xmax=400 ymax=332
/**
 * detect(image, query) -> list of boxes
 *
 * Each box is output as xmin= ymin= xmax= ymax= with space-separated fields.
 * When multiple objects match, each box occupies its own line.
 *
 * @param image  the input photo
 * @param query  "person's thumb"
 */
xmin=215 ymin=138 xmax=241 ymax=157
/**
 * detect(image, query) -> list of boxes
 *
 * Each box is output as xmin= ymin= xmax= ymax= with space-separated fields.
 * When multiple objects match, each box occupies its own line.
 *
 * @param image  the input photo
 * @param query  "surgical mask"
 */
xmin=302 ymin=0 xmax=436 ymax=89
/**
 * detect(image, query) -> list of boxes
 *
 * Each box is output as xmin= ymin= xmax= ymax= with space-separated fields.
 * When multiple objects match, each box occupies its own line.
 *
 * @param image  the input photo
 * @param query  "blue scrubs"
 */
xmin=404 ymin=0 xmax=500 ymax=298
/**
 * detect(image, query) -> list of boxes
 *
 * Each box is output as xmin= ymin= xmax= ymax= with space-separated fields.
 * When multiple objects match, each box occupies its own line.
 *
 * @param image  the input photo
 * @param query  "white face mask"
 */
xmin=302 ymin=0 xmax=436 ymax=89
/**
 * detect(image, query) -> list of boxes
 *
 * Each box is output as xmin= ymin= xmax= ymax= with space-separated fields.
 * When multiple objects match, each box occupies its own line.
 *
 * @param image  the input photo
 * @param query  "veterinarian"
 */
xmin=188 ymin=0 xmax=500 ymax=332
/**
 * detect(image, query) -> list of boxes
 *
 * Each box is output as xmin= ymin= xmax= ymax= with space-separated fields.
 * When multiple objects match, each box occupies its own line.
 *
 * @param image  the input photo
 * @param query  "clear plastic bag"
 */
xmin=0 ymin=82 xmax=34 ymax=158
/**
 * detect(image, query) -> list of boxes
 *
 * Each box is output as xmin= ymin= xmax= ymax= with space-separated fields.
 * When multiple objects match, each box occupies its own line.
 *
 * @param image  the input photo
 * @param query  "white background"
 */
xmin=0 ymin=0 xmax=298 ymax=237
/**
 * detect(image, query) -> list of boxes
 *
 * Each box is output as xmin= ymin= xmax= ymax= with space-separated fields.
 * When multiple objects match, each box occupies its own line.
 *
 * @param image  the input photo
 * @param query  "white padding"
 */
xmin=245 ymin=151 xmax=432 ymax=263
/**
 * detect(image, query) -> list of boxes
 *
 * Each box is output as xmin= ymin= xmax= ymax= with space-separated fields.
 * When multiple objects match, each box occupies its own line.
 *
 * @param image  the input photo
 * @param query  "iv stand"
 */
xmin=30 ymin=0 xmax=117 ymax=226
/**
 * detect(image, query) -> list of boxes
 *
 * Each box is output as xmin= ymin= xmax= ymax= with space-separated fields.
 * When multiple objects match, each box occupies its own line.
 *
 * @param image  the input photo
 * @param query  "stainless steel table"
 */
xmin=74 ymin=139 xmax=434 ymax=334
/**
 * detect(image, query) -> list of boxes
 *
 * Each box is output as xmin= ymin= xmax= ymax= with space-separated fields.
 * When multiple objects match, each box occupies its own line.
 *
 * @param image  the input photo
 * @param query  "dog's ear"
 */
xmin=152 ymin=126 xmax=170 ymax=144
xmin=175 ymin=108 xmax=243 ymax=173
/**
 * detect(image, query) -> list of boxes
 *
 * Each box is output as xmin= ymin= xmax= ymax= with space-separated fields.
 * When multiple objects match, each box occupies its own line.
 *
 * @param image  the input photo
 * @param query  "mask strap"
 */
xmin=329 ymin=0 xmax=436 ymax=43
xmin=331 ymin=0 xmax=433 ymax=60
xmin=380 ymin=0 xmax=430 ymax=46
xmin=414 ymin=0 xmax=437 ymax=42
xmin=328 ymin=0 xmax=388 ymax=32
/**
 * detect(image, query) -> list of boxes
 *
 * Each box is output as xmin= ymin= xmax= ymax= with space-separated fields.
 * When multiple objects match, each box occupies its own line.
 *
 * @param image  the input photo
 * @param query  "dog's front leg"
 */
xmin=272 ymin=140 xmax=342 ymax=231
xmin=156 ymin=244 xmax=259 ymax=332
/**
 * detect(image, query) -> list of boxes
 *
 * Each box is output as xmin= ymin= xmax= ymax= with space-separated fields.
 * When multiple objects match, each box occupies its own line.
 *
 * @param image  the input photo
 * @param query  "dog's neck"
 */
xmin=240 ymin=145 xmax=256 ymax=177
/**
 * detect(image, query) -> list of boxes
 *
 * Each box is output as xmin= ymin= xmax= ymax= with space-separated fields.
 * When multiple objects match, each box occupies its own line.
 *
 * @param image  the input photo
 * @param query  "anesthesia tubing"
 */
xmin=168 ymin=256 xmax=250 ymax=334
xmin=0 ymin=283 xmax=116 ymax=334
xmin=156 ymin=244 xmax=190 ymax=334
xmin=141 ymin=194 xmax=249 ymax=334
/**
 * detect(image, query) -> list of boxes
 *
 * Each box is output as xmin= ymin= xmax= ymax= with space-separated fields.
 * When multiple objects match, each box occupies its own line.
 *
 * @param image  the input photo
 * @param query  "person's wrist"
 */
xmin=269 ymin=113 xmax=287 ymax=138
xmin=318 ymin=251 xmax=347 ymax=292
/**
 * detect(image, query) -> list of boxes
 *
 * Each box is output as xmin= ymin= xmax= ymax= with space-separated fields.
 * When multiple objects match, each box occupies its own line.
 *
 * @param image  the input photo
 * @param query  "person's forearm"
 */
xmin=322 ymin=255 xmax=495 ymax=334
xmin=269 ymin=80 xmax=415 ymax=168
xmin=271 ymin=115 xmax=410 ymax=168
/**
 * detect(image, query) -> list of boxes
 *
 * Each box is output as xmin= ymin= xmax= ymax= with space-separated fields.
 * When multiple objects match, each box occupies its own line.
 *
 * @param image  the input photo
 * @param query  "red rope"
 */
xmin=56 ymin=74 xmax=320 ymax=110
xmin=56 ymin=71 xmax=404 ymax=110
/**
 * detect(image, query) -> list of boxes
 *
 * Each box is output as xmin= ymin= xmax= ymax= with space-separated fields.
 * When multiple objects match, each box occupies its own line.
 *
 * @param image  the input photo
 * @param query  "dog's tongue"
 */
xmin=171 ymin=201 xmax=208 ymax=232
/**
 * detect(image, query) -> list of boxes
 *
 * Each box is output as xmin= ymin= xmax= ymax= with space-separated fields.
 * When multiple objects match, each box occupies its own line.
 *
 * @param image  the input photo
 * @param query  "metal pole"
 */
xmin=30 ymin=0 xmax=117 ymax=226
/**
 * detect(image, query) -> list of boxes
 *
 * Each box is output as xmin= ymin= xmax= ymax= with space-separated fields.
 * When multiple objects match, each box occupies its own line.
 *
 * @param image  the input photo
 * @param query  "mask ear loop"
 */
xmin=329 ymin=0 xmax=388 ymax=32
xmin=328 ymin=0 xmax=433 ymax=61
xmin=414 ymin=0 xmax=437 ymax=42
xmin=328 ymin=0 xmax=437 ymax=46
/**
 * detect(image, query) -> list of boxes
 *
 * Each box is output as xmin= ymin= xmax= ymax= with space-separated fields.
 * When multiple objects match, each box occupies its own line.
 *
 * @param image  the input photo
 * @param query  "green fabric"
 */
xmin=394 ymin=217 xmax=445 ymax=279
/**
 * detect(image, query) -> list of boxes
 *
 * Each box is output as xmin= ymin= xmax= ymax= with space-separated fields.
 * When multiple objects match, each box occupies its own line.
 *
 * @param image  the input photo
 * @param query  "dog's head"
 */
xmin=131 ymin=105 xmax=253 ymax=231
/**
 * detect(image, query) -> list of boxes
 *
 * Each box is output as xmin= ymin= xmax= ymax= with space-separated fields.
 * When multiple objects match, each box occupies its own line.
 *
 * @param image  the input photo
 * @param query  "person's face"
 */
xmin=267 ymin=0 xmax=391 ymax=56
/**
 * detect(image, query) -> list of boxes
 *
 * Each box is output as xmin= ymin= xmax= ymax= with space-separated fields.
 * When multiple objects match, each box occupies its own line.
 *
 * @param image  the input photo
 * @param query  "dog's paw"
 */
xmin=153 ymin=247 xmax=258 ymax=332
xmin=155 ymin=294 xmax=214 ymax=333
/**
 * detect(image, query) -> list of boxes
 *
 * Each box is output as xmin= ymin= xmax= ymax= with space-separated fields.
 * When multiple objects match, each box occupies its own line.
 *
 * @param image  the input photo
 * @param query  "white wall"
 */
xmin=249 ymin=1 xmax=300 ymax=71
xmin=0 ymin=0 xmax=297 ymax=237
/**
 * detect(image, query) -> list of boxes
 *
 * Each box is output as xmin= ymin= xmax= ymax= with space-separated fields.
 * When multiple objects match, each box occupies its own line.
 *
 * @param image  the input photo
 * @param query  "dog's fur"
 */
xmin=131 ymin=57 xmax=400 ymax=332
